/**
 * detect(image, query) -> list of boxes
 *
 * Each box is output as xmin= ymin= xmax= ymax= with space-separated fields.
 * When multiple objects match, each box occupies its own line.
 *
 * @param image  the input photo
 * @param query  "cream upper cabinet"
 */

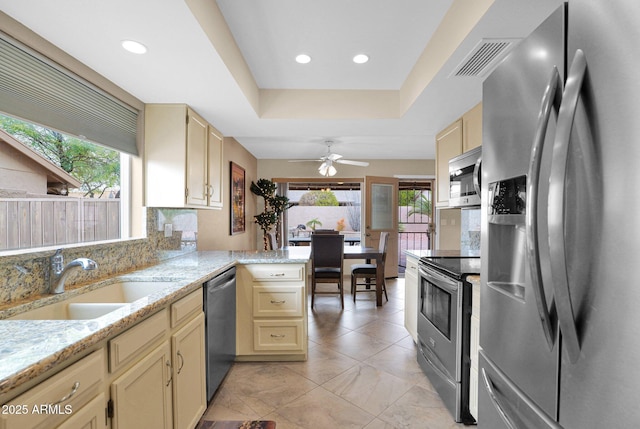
xmin=145 ymin=104 xmax=223 ymax=209
xmin=462 ymin=102 xmax=482 ymax=152
xmin=435 ymin=119 xmax=462 ymax=207
xmin=207 ymin=126 xmax=224 ymax=209
xmin=185 ymin=111 xmax=209 ymax=206
xmin=435 ymin=102 xmax=483 ymax=207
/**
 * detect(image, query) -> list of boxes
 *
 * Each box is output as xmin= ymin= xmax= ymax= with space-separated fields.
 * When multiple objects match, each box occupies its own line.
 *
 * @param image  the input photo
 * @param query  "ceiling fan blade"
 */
xmin=335 ymin=159 xmax=369 ymax=167
xmin=327 ymin=153 xmax=343 ymax=161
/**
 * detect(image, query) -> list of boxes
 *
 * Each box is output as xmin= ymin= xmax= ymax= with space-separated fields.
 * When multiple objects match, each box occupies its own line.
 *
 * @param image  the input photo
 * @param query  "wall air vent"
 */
xmin=451 ymin=38 xmax=520 ymax=78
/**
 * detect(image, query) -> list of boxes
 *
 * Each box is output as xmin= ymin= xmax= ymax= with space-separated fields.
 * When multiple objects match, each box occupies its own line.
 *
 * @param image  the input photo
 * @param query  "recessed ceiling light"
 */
xmin=122 ymin=40 xmax=147 ymax=55
xmin=353 ymin=54 xmax=369 ymax=64
xmin=295 ymin=54 xmax=311 ymax=64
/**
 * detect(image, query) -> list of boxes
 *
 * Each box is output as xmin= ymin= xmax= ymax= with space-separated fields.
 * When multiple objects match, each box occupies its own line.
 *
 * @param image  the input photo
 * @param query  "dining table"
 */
xmin=343 ymin=245 xmax=385 ymax=306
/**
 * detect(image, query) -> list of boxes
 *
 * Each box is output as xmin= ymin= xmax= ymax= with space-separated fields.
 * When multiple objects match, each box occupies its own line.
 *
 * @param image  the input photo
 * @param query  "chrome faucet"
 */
xmin=49 ymin=249 xmax=98 ymax=294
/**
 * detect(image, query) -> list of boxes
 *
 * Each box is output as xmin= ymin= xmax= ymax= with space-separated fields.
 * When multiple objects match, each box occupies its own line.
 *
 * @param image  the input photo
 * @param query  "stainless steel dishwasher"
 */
xmin=203 ymin=266 xmax=236 ymax=402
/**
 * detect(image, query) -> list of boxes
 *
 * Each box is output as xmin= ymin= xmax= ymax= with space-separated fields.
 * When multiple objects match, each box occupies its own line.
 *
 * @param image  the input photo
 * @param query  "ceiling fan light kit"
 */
xmin=318 ymin=161 xmax=337 ymax=177
xmin=288 ymin=140 xmax=370 ymax=177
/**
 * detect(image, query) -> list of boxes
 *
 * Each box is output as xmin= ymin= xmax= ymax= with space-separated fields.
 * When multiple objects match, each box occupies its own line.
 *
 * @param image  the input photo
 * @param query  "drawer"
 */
xmin=406 ymin=256 xmax=418 ymax=271
xmin=109 ymin=309 xmax=168 ymax=373
xmin=244 ymin=264 xmax=304 ymax=282
xmin=171 ymin=288 xmax=203 ymax=328
xmin=253 ymin=320 xmax=304 ymax=352
xmin=1 ymin=349 xmax=104 ymax=429
xmin=253 ymin=286 xmax=303 ymax=318
xmin=56 ymin=393 xmax=106 ymax=429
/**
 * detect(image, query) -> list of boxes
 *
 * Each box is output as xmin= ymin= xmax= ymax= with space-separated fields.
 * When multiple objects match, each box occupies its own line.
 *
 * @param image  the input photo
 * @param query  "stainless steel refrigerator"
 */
xmin=479 ymin=1 xmax=640 ymax=427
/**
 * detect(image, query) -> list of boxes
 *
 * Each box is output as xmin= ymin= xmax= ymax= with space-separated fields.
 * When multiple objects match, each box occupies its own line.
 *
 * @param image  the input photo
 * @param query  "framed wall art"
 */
xmin=230 ymin=162 xmax=245 ymax=235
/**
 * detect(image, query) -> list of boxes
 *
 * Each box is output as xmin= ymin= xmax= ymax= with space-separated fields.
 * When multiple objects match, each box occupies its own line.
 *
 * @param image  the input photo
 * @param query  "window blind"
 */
xmin=0 ymin=32 xmax=139 ymax=155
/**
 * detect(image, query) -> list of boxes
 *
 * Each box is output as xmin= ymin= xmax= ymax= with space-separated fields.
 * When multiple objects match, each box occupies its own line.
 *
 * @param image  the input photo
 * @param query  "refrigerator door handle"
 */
xmin=548 ymin=49 xmax=588 ymax=364
xmin=481 ymin=368 xmax=518 ymax=429
xmin=526 ymin=66 xmax=562 ymax=349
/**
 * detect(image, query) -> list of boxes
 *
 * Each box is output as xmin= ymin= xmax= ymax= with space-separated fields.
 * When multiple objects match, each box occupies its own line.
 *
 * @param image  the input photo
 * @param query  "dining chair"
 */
xmin=312 ymin=229 xmax=339 ymax=234
xmin=310 ymin=234 xmax=345 ymax=308
xmin=350 ymin=232 xmax=389 ymax=303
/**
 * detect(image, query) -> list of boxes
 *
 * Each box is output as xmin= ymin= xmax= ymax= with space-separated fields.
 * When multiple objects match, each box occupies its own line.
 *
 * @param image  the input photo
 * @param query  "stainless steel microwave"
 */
xmin=449 ymin=146 xmax=481 ymax=208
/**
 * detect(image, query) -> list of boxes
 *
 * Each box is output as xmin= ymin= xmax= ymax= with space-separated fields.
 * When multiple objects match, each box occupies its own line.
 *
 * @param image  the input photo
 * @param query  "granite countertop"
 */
xmin=0 ymin=249 xmax=310 ymax=397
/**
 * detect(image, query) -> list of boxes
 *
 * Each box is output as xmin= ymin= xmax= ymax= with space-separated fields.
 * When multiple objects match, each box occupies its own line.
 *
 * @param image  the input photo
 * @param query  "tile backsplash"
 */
xmin=461 ymin=208 xmax=481 ymax=253
xmin=0 ymin=208 xmax=196 ymax=308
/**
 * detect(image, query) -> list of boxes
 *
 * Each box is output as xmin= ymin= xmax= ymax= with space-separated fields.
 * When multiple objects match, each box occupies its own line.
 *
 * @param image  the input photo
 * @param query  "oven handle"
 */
xmin=420 ymin=342 xmax=455 ymax=384
xmin=525 ymin=65 xmax=562 ymax=350
xmin=418 ymin=266 xmax=460 ymax=294
xmin=473 ymin=155 xmax=482 ymax=197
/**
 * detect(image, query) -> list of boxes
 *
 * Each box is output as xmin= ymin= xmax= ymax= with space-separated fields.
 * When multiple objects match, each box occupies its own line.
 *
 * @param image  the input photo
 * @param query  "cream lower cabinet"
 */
xmin=404 ymin=254 xmax=419 ymax=343
xmin=109 ymin=289 xmax=206 ymax=429
xmin=171 ymin=313 xmax=206 ymax=429
xmin=0 ymin=349 xmax=106 ymax=429
xmin=111 ymin=341 xmax=173 ymax=429
xmin=236 ymin=264 xmax=307 ymax=361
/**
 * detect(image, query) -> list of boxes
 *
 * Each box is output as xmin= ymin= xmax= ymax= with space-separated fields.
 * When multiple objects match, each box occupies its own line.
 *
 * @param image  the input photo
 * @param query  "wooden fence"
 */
xmin=0 ymin=198 xmax=120 ymax=251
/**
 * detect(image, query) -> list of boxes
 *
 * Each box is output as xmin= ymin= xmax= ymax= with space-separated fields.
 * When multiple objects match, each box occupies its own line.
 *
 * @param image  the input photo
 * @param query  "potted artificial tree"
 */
xmin=250 ymin=178 xmax=292 ymax=250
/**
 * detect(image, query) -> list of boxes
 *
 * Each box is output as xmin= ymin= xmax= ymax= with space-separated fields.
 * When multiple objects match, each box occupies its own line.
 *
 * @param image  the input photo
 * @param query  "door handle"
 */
xmin=525 ymin=66 xmax=562 ymax=349
xmin=548 ymin=49 xmax=588 ymax=364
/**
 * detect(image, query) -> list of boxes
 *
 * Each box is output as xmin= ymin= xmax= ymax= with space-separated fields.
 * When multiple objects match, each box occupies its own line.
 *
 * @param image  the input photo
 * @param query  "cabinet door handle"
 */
xmin=177 ymin=351 xmax=185 ymax=374
xmin=270 ymin=300 xmax=286 ymax=305
xmin=269 ymin=273 xmax=286 ymax=277
xmin=49 ymin=381 xmax=80 ymax=406
xmin=166 ymin=360 xmax=173 ymax=386
xmin=270 ymin=334 xmax=286 ymax=339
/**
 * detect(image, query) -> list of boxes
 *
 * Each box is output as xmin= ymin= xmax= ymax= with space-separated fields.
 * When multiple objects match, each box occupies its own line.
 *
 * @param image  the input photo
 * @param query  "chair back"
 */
xmin=313 ymin=229 xmax=339 ymax=234
xmin=311 ymin=234 xmax=344 ymax=269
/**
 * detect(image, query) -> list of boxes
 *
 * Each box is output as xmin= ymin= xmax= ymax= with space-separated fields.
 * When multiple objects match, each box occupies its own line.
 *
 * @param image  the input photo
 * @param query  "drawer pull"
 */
xmin=270 ymin=300 xmax=286 ymax=305
xmin=270 ymin=334 xmax=286 ymax=338
xmin=269 ymin=273 xmax=286 ymax=277
xmin=50 ymin=381 xmax=80 ymax=406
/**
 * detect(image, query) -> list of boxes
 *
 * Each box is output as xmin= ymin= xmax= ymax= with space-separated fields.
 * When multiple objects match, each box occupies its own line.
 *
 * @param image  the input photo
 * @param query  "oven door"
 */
xmin=418 ymin=264 xmax=462 ymax=382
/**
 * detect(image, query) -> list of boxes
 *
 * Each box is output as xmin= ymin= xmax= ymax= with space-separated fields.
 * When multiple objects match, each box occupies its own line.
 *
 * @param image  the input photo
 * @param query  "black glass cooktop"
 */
xmin=419 ymin=254 xmax=481 ymax=279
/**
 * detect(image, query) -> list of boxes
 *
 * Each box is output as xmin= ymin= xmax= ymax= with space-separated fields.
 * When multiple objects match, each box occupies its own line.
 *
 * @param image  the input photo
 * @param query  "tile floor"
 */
xmin=202 ymin=279 xmax=468 ymax=429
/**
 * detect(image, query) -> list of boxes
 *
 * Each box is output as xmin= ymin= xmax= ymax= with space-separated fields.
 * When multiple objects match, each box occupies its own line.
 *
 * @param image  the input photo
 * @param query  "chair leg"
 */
xmin=351 ymin=275 xmax=356 ymax=302
xmin=311 ymin=278 xmax=315 ymax=308
xmin=382 ymin=278 xmax=388 ymax=302
xmin=340 ymin=279 xmax=344 ymax=309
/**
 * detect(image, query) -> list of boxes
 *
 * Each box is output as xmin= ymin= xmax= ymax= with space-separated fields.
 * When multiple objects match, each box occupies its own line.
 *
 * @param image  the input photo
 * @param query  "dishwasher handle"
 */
xmin=205 ymin=267 xmax=236 ymax=291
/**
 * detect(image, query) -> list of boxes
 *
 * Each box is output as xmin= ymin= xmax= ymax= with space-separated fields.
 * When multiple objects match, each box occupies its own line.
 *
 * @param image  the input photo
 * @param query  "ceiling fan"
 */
xmin=288 ymin=141 xmax=369 ymax=176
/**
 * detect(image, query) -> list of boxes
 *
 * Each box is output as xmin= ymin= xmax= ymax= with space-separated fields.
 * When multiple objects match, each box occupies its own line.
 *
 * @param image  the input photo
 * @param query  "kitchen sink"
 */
xmin=7 ymin=281 xmax=180 ymax=320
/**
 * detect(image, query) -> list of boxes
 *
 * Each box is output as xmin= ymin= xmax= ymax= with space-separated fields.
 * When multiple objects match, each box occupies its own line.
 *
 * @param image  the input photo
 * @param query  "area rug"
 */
xmin=196 ymin=420 xmax=276 ymax=429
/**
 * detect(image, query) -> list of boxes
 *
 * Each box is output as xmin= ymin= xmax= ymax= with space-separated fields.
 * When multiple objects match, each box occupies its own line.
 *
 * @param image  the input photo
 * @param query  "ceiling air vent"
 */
xmin=451 ymin=38 xmax=520 ymax=78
